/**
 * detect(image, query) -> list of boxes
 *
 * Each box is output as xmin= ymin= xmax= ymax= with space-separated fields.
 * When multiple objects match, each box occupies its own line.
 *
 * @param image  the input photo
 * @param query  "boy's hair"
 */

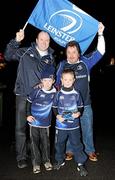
xmin=65 ymin=40 xmax=81 ymax=55
xmin=61 ymin=68 xmax=76 ymax=79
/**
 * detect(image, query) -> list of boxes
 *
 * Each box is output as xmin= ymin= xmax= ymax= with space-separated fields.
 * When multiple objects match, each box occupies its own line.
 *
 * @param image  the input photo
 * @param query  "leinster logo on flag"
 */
xmin=48 ymin=10 xmax=83 ymax=34
xmin=28 ymin=0 xmax=99 ymax=53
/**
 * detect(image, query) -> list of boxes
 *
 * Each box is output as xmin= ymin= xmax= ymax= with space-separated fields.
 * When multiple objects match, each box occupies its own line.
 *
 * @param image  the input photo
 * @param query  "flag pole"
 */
xmin=23 ymin=21 xmax=28 ymax=30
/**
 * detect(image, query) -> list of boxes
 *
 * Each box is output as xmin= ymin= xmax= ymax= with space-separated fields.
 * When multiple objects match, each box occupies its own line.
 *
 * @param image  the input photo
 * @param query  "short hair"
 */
xmin=61 ymin=68 xmax=76 ymax=79
xmin=37 ymin=31 xmax=50 ymax=39
xmin=65 ymin=41 xmax=81 ymax=55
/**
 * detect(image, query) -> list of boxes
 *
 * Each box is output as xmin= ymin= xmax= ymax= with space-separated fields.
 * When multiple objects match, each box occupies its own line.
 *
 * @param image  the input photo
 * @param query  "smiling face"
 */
xmin=66 ymin=45 xmax=80 ymax=64
xmin=41 ymin=78 xmax=54 ymax=90
xmin=61 ymin=71 xmax=75 ymax=88
xmin=36 ymin=31 xmax=50 ymax=51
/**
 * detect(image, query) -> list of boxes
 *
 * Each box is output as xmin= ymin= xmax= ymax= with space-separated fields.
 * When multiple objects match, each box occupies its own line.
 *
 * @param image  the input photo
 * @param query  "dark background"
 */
xmin=0 ymin=1 xmax=115 ymax=179
xmin=0 ymin=0 xmax=114 ymax=56
xmin=0 ymin=0 xmax=115 ymax=140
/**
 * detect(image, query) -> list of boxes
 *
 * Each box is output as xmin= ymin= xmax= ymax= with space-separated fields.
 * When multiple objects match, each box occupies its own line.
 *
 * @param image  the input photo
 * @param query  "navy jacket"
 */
xmin=4 ymin=39 xmax=55 ymax=97
xmin=56 ymin=50 xmax=103 ymax=106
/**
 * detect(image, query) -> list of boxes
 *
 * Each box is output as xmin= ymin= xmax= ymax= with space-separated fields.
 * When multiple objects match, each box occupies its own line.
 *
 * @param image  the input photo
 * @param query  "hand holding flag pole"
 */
xmin=15 ymin=22 xmax=28 ymax=43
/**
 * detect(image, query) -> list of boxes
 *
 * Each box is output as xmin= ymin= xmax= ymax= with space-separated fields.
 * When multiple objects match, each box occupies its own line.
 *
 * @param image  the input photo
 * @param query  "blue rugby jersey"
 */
xmin=27 ymin=87 xmax=56 ymax=128
xmin=53 ymin=88 xmax=83 ymax=130
xmin=56 ymin=50 xmax=103 ymax=105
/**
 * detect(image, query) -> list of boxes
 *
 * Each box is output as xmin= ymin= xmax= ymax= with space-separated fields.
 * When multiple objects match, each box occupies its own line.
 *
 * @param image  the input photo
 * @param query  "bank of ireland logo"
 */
xmin=49 ymin=9 xmax=83 ymax=34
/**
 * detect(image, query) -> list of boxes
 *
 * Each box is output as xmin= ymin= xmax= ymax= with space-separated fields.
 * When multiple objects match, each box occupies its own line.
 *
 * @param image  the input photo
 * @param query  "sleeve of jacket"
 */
xmin=81 ymin=34 xmax=105 ymax=71
xmin=26 ymin=100 xmax=32 ymax=116
xmin=78 ymin=107 xmax=84 ymax=116
xmin=97 ymin=35 xmax=105 ymax=55
xmin=4 ymin=39 xmax=25 ymax=61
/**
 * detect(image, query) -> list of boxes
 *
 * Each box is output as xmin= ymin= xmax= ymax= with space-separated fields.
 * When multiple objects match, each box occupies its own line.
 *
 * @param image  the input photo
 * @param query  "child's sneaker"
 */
xmin=17 ymin=160 xmax=27 ymax=168
xmin=77 ymin=165 xmax=88 ymax=176
xmin=44 ymin=162 xmax=52 ymax=171
xmin=33 ymin=165 xmax=41 ymax=174
xmin=53 ymin=161 xmax=65 ymax=170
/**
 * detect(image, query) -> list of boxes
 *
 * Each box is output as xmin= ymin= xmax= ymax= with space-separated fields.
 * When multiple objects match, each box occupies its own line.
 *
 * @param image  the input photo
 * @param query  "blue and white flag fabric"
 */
xmin=28 ymin=0 xmax=99 ymax=54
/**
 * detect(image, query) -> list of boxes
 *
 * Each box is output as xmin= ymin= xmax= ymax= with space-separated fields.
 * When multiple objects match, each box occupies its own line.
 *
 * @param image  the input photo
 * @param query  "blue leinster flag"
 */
xmin=28 ymin=0 xmax=99 ymax=54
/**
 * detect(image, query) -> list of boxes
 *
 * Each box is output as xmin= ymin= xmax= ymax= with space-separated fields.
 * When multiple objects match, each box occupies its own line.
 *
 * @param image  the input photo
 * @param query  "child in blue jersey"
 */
xmin=53 ymin=69 xmax=88 ymax=177
xmin=26 ymin=66 xmax=56 ymax=174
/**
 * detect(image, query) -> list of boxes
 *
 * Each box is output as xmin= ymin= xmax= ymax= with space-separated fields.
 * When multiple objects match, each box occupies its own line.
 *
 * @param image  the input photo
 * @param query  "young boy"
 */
xmin=26 ymin=66 xmax=56 ymax=174
xmin=53 ymin=69 xmax=88 ymax=177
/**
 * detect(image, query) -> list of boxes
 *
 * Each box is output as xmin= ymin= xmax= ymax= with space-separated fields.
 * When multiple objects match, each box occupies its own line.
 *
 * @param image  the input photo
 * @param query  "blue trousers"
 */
xmin=55 ymin=128 xmax=87 ymax=165
xmin=66 ymin=105 xmax=95 ymax=155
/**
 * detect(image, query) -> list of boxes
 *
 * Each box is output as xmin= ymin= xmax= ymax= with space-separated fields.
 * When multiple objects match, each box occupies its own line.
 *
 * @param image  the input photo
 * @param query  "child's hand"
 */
xmin=27 ymin=116 xmax=35 ymax=122
xmin=72 ymin=112 xmax=81 ymax=118
xmin=56 ymin=114 xmax=65 ymax=122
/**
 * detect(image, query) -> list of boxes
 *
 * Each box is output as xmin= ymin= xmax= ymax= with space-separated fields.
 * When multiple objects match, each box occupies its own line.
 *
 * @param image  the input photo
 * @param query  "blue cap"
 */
xmin=41 ymin=65 xmax=55 ymax=79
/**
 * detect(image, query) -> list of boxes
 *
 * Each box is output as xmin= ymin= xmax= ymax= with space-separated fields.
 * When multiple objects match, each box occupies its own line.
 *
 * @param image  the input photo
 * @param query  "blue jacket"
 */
xmin=56 ymin=50 xmax=103 ymax=106
xmin=4 ymin=39 xmax=55 ymax=97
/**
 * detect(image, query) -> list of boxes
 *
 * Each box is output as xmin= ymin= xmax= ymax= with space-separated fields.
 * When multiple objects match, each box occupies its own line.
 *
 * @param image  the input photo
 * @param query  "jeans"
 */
xmin=15 ymin=95 xmax=28 ymax=162
xmin=55 ymin=128 xmax=87 ymax=165
xmin=66 ymin=105 xmax=95 ymax=155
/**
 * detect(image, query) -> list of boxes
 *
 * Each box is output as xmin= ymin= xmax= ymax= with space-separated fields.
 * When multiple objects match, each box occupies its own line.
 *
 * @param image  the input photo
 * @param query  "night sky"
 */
xmin=0 ymin=0 xmax=114 ymax=60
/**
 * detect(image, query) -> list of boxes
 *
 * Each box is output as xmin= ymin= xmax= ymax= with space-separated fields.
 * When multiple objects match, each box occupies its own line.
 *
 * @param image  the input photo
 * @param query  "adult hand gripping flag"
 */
xmin=27 ymin=0 xmax=99 ymax=54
